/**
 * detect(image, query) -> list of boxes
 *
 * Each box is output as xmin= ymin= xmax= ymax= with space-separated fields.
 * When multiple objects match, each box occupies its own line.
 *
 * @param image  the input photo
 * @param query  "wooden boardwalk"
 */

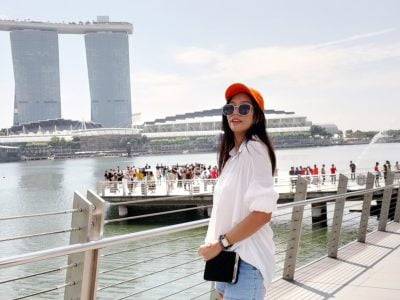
xmin=269 ymin=222 xmax=400 ymax=299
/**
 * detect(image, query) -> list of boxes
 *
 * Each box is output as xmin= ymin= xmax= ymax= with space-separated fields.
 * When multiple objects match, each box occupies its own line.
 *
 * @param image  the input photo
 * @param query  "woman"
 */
xmin=198 ymin=83 xmax=278 ymax=299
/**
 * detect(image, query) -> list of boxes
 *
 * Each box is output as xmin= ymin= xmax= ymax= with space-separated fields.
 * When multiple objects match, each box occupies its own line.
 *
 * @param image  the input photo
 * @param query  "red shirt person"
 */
xmin=330 ymin=165 xmax=337 ymax=174
xmin=313 ymin=165 xmax=319 ymax=175
xmin=210 ymin=167 xmax=219 ymax=179
xmin=330 ymin=164 xmax=337 ymax=183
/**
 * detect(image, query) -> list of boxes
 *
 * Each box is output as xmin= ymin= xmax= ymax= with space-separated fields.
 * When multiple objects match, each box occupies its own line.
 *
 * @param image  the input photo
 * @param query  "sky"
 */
xmin=0 ymin=0 xmax=399 ymax=131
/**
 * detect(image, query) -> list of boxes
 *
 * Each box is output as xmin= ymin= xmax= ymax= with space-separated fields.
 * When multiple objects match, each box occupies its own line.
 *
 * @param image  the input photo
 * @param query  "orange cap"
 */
xmin=225 ymin=83 xmax=265 ymax=110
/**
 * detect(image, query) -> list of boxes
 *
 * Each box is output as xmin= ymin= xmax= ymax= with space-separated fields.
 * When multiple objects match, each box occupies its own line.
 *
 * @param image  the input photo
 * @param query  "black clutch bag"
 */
xmin=203 ymin=251 xmax=241 ymax=284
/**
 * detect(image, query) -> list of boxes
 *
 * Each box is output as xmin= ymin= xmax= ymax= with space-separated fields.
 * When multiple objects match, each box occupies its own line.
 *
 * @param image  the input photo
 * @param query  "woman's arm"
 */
xmin=198 ymin=211 xmax=272 ymax=261
xmin=226 ymin=211 xmax=272 ymax=245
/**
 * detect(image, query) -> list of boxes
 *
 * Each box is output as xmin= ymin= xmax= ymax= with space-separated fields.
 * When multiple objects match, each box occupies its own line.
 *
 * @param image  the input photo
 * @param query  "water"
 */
xmin=0 ymin=143 xmax=399 ymax=299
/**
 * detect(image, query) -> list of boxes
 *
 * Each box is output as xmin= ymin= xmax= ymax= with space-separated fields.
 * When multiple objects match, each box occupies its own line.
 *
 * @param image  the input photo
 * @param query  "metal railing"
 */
xmin=97 ymin=178 xmax=217 ymax=197
xmin=1 ymin=171 xmax=400 ymax=299
xmin=0 ymin=201 xmax=87 ymax=299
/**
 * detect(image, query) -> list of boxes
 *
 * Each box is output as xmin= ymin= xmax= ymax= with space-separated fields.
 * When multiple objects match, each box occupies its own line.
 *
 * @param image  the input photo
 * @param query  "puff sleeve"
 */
xmin=243 ymin=141 xmax=279 ymax=213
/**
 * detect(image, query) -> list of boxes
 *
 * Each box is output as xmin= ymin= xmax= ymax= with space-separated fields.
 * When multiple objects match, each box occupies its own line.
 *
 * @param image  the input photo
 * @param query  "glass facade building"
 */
xmin=10 ymin=30 xmax=61 ymax=125
xmin=85 ymin=32 xmax=132 ymax=128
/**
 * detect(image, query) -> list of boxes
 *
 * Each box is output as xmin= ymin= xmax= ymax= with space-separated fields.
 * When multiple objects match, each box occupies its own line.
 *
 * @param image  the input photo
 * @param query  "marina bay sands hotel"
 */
xmin=0 ymin=16 xmax=133 ymax=128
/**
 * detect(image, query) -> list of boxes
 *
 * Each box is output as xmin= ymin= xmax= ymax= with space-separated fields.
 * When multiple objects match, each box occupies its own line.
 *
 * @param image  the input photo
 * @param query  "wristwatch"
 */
xmin=218 ymin=234 xmax=231 ymax=249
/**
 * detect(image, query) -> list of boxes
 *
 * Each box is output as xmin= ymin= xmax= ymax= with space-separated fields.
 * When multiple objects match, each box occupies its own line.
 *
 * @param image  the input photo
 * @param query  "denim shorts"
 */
xmin=215 ymin=260 xmax=266 ymax=300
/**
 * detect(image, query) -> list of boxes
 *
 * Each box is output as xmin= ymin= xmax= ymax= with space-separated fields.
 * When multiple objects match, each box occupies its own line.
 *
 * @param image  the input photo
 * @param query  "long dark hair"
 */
xmin=217 ymin=98 xmax=277 ymax=175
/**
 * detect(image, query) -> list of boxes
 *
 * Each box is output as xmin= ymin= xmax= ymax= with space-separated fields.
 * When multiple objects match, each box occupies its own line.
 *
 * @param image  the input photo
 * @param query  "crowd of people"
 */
xmin=373 ymin=160 xmax=400 ymax=186
xmin=103 ymin=163 xmax=220 ymax=194
xmin=288 ymin=164 xmax=338 ymax=187
xmin=104 ymin=163 xmax=219 ymax=182
xmin=288 ymin=160 xmax=400 ymax=188
xmin=102 ymin=160 xmax=400 ymax=193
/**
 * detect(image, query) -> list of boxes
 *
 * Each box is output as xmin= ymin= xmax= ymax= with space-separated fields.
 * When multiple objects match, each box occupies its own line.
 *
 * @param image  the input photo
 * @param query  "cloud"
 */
xmin=132 ymin=71 xmax=200 ymax=122
xmin=314 ymin=28 xmax=397 ymax=48
xmin=174 ymin=47 xmax=221 ymax=65
xmin=169 ymin=42 xmax=400 ymax=90
xmin=132 ymin=29 xmax=400 ymax=130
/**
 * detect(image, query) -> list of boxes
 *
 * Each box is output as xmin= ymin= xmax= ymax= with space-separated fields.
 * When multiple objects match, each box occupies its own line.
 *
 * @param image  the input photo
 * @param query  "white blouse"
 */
xmin=205 ymin=137 xmax=279 ymax=287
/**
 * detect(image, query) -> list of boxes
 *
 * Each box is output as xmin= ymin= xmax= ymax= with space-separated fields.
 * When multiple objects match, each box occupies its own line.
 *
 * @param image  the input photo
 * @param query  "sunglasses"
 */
xmin=222 ymin=103 xmax=253 ymax=116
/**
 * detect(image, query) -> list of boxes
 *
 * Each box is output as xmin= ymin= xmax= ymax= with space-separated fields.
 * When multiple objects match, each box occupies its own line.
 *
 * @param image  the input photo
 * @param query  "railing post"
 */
xmin=378 ymin=171 xmax=395 ymax=231
xmin=102 ymin=182 xmax=106 ymax=196
xmin=96 ymin=182 xmax=102 ymax=196
xmin=85 ymin=189 xmax=106 ymax=300
xmin=122 ymin=178 xmax=128 ymax=196
xmin=394 ymin=183 xmax=400 ymax=223
xmin=328 ymin=174 xmax=348 ymax=259
xmin=358 ymin=172 xmax=375 ymax=243
xmin=141 ymin=181 xmax=147 ymax=196
xmin=65 ymin=192 xmax=95 ymax=300
xmin=283 ymin=176 xmax=308 ymax=281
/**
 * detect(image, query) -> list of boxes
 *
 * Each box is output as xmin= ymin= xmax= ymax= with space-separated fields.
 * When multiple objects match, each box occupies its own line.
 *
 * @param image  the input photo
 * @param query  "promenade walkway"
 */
xmin=269 ymin=222 xmax=400 ymax=300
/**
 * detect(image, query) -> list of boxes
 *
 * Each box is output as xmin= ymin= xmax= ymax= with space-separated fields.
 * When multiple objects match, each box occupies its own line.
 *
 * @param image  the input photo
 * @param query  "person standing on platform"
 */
xmin=321 ymin=164 xmax=326 ymax=185
xmin=289 ymin=167 xmax=296 ymax=190
xmin=306 ymin=166 xmax=312 ymax=182
xmin=299 ymin=166 xmax=305 ymax=176
xmin=330 ymin=164 xmax=337 ymax=184
xmin=312 ymin=164 xmax=319 ymax=184
xmin=210 ymin=166 xmax=219 ymax=179
xmin=383 ymin=162 xmax=388 ymax=181
xmin=349 ymin=161 xmax=356 ymax=180
xmin=198 ymin=83 xmax=278 ymax=299
xmin=201 ymin=167 xmax=210 ymax=191
xmin=374 ymin=162 xmax=381 ymax=187
xmin=312 ymin=164 xmax=319 ymax=175
xmin=295 ymin=167 xmax=300 ymax=176
xmin=386 ymin=160 xmax=391 ymax=171
xmin=385 ymin=160 xmax=392 ymax=183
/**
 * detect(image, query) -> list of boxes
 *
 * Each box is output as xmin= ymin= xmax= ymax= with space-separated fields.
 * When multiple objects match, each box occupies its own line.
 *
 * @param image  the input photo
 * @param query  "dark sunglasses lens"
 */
xmin=238 ymin=104 xmax=251 ymax=115
xmin=222 ymin=105 xmax=234 ymax=115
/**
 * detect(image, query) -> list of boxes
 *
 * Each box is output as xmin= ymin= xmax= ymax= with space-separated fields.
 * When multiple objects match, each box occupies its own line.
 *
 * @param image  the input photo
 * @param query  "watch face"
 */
xmin=222 ymin=238 xmax=229 ymax=247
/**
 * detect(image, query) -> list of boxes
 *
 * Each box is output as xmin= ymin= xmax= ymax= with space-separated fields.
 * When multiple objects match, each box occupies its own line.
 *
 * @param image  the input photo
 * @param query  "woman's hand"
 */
xmin=198 ymin=242 xmax=223 ymax=261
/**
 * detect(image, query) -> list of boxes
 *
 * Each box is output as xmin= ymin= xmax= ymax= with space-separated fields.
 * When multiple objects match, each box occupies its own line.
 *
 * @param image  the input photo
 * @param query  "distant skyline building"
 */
xmin=10 ymin=29 xmax=61 ymax=125
xmin=85 ymin=31 xmax=132 ymax=128
xmin=142 ymin=108 xmax=313 ymax=138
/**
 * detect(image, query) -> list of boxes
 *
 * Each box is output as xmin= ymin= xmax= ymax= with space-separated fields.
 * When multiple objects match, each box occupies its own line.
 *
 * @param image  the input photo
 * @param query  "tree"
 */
xmin=59 ymin=138 xmax=67 ymax=146
xmin=311 ymin=125 xmax=332 ymax=137
xmin=49 ymin=136 xmax=60 ymax=147
xmin=345 ymin=130 xmax=353 ymax=137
